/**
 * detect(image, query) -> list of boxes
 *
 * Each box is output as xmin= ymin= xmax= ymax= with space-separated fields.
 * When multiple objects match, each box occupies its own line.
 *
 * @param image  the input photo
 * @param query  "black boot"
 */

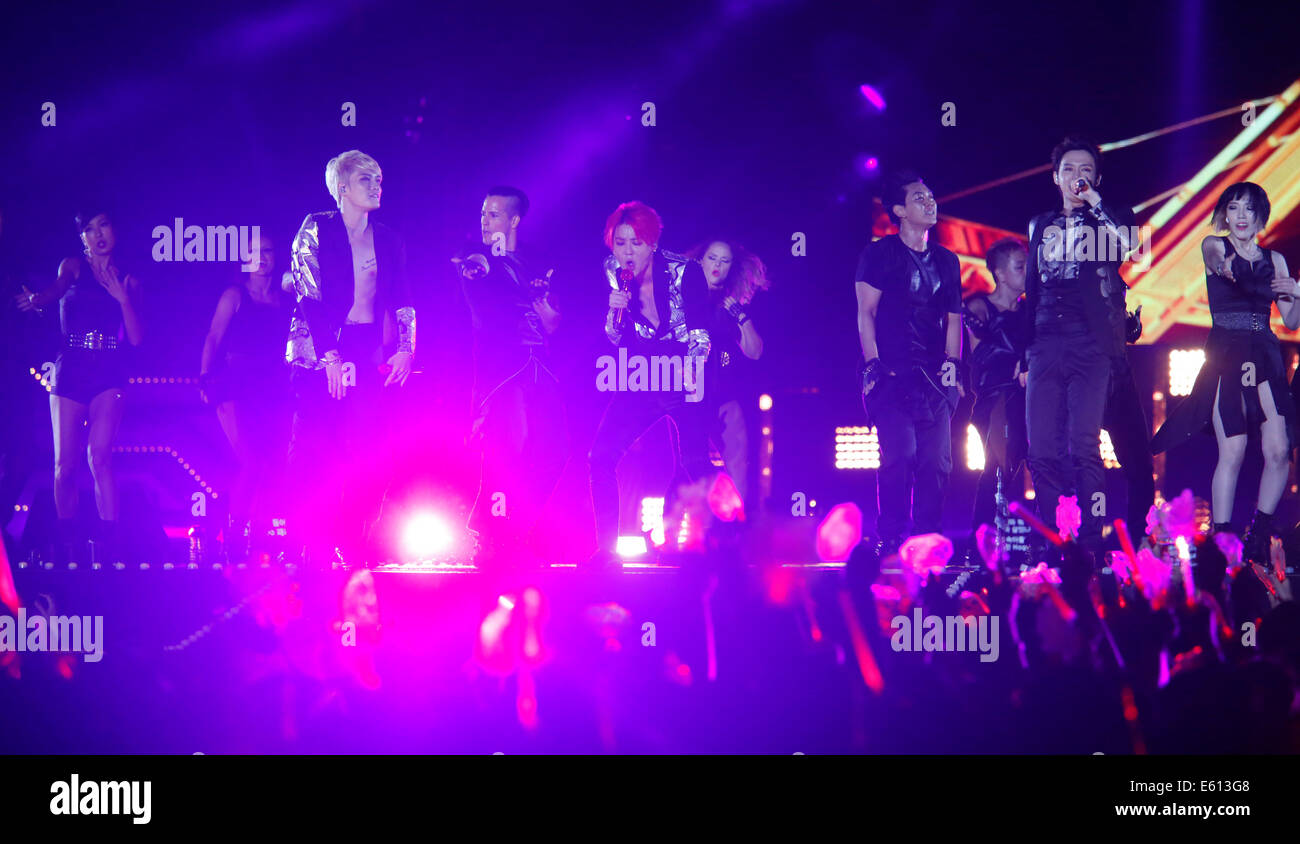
xmin=1243 ymin=510 xmax=1274 ymax=564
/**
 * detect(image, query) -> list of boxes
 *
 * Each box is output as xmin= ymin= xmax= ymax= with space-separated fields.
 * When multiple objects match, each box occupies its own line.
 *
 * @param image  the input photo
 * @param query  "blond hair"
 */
xmin=325 ymin=150 xmax=382 ymax=207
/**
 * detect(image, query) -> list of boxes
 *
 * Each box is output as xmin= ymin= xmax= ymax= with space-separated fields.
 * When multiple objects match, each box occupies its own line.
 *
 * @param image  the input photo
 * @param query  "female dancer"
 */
xmin=15 ymin=208 xmax=143 ymax=561
xmin=1151 ymin=182 xmax=1298 ymax=560
xmin=688 ymin=239 xmax=769 ymax=507
xmin=199 ymin=232 xmax=292 ymax=558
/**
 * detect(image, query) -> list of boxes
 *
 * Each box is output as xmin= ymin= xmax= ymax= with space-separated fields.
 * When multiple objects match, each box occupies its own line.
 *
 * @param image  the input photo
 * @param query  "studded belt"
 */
xmin=1212 ymin=312 xmax=1271 ymax=333
xmin=67 ymin=331 xmax=119 ymax=350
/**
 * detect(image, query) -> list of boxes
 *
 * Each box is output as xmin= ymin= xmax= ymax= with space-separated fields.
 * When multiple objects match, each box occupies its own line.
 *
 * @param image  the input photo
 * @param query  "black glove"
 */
xmin=1125 ymin=306 xmax=1143 ymax=344
xmin=454 ymin=252 xmax=489 ymax=281
xmin=862 ymin=358 xmax=884 ymax=395
xmin=528 ymin=269 xmax=553 ymax=300
xmin=724 ymin=299 xmax=749 ymax=325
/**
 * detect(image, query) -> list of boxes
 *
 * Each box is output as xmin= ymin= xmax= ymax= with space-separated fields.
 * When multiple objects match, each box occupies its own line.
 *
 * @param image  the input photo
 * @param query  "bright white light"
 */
xmin=758 ymin=394 xmax=773 ymax=411
xmin=616 ymin=536 xmax=648 ymax=558
xmin=1168 ymin=349 xmax=1205 ymax=397
xmin=403 ymin=512 xmax=452 ymax=558
xmin=640 ymin=497 xmax=666 ymax=547
xmin=965 ymin=424 xmax=985 ymax=471
xmin=835 ymin=425 xmax=880 ymax=469
xmin=1099 ymin=429 xmax=1121 ymax=469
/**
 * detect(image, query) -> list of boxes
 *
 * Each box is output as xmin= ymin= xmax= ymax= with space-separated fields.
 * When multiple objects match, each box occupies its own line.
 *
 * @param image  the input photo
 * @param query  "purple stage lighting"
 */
xmin=858 ymin=83 xmax=886 ymax=111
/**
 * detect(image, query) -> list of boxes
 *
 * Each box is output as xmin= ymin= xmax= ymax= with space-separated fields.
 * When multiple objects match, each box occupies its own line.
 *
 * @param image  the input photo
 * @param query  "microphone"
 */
xmin=604 ymin=255 xmax=633 ymax=328
xmin=1072 ymin=177 xmax=1090 ymax=196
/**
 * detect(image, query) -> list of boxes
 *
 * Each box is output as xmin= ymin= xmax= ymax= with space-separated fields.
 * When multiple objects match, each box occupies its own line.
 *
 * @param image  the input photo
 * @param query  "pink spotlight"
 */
xmin=402 ymin=512 xmax=452 ymax=558
xmin=858 ymin=84 xmax=886 ymax=112
xmin=855 ymin=153 xmax=880 ymax=177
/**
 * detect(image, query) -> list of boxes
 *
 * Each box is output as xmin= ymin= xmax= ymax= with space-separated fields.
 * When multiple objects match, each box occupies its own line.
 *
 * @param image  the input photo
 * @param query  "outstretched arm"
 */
xmin=15 ymin=257 xmax=75 ymax=313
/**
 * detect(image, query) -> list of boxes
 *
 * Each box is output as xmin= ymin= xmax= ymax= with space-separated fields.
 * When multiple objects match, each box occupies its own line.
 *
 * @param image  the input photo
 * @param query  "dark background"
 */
xmin=1 ymin=0 xmax=1297 ymax=546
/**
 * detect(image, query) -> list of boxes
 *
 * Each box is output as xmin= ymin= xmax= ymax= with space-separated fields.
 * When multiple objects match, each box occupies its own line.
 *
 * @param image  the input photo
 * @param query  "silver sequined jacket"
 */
xmin=286 ymin=211 xmax=415 ymax=369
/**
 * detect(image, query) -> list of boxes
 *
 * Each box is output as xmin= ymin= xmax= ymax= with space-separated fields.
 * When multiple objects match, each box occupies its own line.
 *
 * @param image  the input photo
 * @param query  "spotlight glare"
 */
xmin=1100 ymin=429 xmax=1121 ymax=469
xmin=616 ymin=536 xmax=648 ymax=558
xmin=1168 ymin=349 xmax=1205 ymax=397
xmin=403 ymin=512 xmax=453 ymax=558
xmin=965 ymin=424 xmax=985 ymax=471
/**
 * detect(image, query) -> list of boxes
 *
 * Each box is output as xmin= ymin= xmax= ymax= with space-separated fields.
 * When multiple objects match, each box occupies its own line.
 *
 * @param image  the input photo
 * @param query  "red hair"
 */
xmin=602 ymin=201 xmax=663 ymax=249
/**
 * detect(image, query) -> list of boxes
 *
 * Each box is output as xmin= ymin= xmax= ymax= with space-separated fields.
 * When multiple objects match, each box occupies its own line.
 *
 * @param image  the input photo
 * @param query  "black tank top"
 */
xmin=964 ymin=293 xmax=1028 ymax=393
xmin=60 ymin=258 xmax=125 ymax=338
xmin=221 ymin=284 xmax=290 ymax=363
xmin=1207 ymin=237 xmax=1275 ymax=318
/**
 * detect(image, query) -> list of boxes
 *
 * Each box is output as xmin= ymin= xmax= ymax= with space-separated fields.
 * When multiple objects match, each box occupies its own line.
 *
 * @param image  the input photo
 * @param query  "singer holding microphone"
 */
xmin=1152 ymin=182 xmax=1299 ymax=562
xmin=1023 ymin=137 xmax=1138 ymax=565
xmin=585 ymin=201 xmax=712 ymax=571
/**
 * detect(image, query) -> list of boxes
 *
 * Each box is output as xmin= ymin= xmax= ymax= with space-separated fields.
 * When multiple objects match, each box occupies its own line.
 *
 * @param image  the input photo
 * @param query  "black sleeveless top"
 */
xmin=1207 ymin=237 xmax=1275 ymax=320
xmin=221 ymin=284 xmax=291 ymax=364
xmin=964 ymin=293 xmax=1029 ymax=394
xmin=60 ymin=258 xmax=125 ymax=338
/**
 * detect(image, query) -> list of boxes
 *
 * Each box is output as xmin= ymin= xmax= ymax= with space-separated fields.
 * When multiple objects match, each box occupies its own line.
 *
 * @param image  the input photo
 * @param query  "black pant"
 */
xmin=1104 ymin=354 xmax=1155 ymax=534
xmin=866 ymin=373 xmax=954 ymax=540
xmin=588 ymin=389 xmax=713 ymax=553
xmin=1026 ymin=331 xmax=1110 ymax=548
xmin=467 ymin=356 xmax=567 ymax=548
xmin=970 ymin=385 xmax=1027 ymax=530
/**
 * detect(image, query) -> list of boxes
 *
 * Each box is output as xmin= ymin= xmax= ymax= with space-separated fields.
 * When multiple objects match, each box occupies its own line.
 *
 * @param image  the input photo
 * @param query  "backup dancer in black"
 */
xmin=456 ymin=186 xmax=565 ymax=568
xmin=690 ymin=238 xmax=768 ymax=511
xmin=964 ymin=238 xmax=1029 ymax=533
xmin=199 ymin=232 xmax=292 ymax=557
xmin=1151 ymin=182 xmax=1298 ymax=561
xmin=856 ymin=171 xmax=963 ymax=555
xmin=15 ymin=208 xmax=143 ymax=561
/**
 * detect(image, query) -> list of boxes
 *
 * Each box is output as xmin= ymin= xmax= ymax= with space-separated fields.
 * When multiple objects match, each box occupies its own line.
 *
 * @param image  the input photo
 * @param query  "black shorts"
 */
xmin=52 ymin=349 xmax=126 ymax=405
